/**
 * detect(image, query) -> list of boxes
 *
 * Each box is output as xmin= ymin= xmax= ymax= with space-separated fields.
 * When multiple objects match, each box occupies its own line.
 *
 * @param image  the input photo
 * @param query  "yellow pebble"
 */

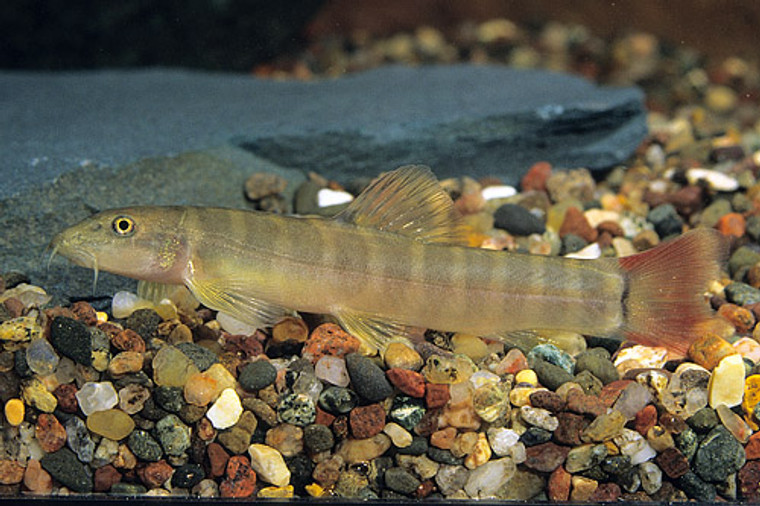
xmin=515 ymin=369 xmax=538 ymax=386
xmin=305 ymin=483 xmax=326 ymax=497
xmin=743 ymin=374 xmax=760 ymax=420
xmin=96 ymin=311 xmax=109 ymax=324
xmin=451 ymin=334 xmax=489 ymax=362
xmin=257 ymin=485 xmax=294 ymax=498
xmin=4 ymin=399 xmax=24 ymax=426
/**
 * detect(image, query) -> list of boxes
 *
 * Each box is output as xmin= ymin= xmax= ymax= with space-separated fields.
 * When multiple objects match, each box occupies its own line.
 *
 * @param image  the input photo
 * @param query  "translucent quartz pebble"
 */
xmin=708 ymin=354 xmax=745 ymax=408
xmin=614 ymin=382 xmax=652 ymax=420
xmin=564 ymin=242 xmax=601 ymax=259
xmin=293 ymin=372 xmax=324 ymax=402
xmin=26 ymin=338 xmax=60 ymax=376
xmin=614 ymin=429 xmax=656 ymax=465
xmin=661 ymin=363 xmax=710 ymax=417
xmin=423 ymin=354 xmax=478 ymax=384
xmin=520 ymin=405 xmax=558 ymax=431
xmin=472 ymin=383 xmax=509 ymax=422
xmin=0 ymin=283 xmax=51 ymax=308
xmin=464 ymin=456 xmax=516 ymax=499
xmin=216 ymin=311 xmax=259 ymax=336
xmin=635 ymin=370 xmax=669 ymax=402
xmin=638 ymin=461 xmax=663 ymax=495
xmin=314 ymin=355 xmax=350 ymax=387
xmin=152 ymin=345 xmax=199 ymax=387
xmin=111 ymin=291 xmax=154 ymax=319
xmin=469 ymin=370 xmax=501 ymax=389
xmin=487 ymin=427 xmax=520 ymax=457
xmin=716 ymin=403 xmax=751 ymax=444
xmin=75 ymin=381 xmax=118 ymax=416
xmin=54 ymin=357 xmax=77 ymax=384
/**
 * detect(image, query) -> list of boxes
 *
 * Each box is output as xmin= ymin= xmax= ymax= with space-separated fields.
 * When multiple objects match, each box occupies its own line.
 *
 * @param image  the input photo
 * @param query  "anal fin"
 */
xmin=333 ymin=308 xmax=421 ymax=355
xmin=184 ymin=276 xmax=294 ymax=330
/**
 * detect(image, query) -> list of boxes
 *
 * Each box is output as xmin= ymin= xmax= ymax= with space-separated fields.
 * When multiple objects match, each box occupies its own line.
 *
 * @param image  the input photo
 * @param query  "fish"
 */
xmin=50 ymin=165 xmax=726 ymax=355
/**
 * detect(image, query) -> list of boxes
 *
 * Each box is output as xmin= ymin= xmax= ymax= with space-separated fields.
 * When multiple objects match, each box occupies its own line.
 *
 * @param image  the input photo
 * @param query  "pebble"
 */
xmin=708 ymin=354 xmax=746 ymax=408
xmin=687 ymin=167 xmax=740 ymax=191
xmin=25 ymin=338 xmax=59 ymax=375
xmin=206 ymin=388 xmax=243 ymax=429
xmin=692 ymin=426 xmax=746 ymax=482
xmin=451 ymin=333 xmax=490 ymax=361
xmin=345 ymin=353 xmax=393 ymax=402
xmin=87 ymin=408 xmax=135 ymax=440
xmin=40 ymin=448 xmax=93 ymax=493
xmin=493 ymin=203 xmax=545 ymax=236
xmin=152 ymin=345 xmax=200 ymax=388
xmin=244 ymin=172 xmax=287 ymax=200
xmin=581 ymin=410 xmax=627 ymax=442
xmin=349 ymin=403 xmax=386 ymax=439
xmin=108 ymin=351 xmax=144 ymax=376
xmin=337 ymin=434 xmax=391 ymax=465
xmin=302 ymin=323 xmax=360 ymax=363
xmin=524 ymin=442 xmax=569 ymax=472
xmin=384 ymin=342 xmax=423 ymax=371
xmin=35 ymin=413 xmax=67 ymax=453
xmin=23 ymin=458 xmax=52 ymax=494
xmin=238 ymin=360 xmax=277 ymax=391
xmin=389 ymin=395 xmax=426 ymax=431
xmin=21 ymin=378 xmax=57 ymax=413
xmin=565 ymin=443 xmax=608 ymax=473
xmin=49 ymin=316 xmax=92 ymax=365
xmin=75 ymin=381 xmax=118 ymax=416
xmin=559 ymin=206 xmax=597 ymax=243
xmin=155 ymin=414 xmax=191 ymax=456
xmin=463 ymin=456 xmax=515 ymax=498
xmin=384 ymin=466 xmax=420 ymax=495
xmin=532 ymin=358 xmax=574 ymax=390
xmin=220 ymin=455 xmax=257 ymax=498
xmin=383 ymin=422 xmax=413 ymax=448
xmin=248 ymin=444 xmax=290 ymax=487
xmin=386 ymin=368 xmax=425 ymax=397
xmin=4 ymin=398 xmax=23 ymax=426
xmin=688 ymin=333 xmax=738 ymax=370
xmin=520 ymin=405 xmax=558 ymax=431
xmin=575 ymin=348 xmax=619 ymax=385
xmin=278 ymin=392 xmax=316 ymax=426
xmin=171 ymin=463 xmax=206 ymax=489
xmin=128 ymin=430 xmax=163 ymax=462
xmin=65 ymin=416 xmax=95 ymax=462
xmin=313 ymin=355 xmax=349 ymax=387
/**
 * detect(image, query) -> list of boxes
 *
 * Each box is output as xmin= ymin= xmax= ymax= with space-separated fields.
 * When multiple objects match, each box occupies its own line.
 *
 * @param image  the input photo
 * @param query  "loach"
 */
xmin=50 ymin=165 xmax=725 ymax=355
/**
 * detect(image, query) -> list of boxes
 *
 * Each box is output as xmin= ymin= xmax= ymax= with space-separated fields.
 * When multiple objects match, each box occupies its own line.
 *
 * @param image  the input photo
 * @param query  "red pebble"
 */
xmin=53 ymin=383 xmax=79 ymax=413
xmin=70 ymin=301 xmax=98 ymax=325
xmin=655 ymin=447 xmax=690 ymax=479
xmin=315 ymin=406 xmax=336 ymax=427
xmin=111 ymin=329 xmax=146 ymax=353
xmin=3 ymin=298 xmax=24 ymax=318
xmin=138 ymin=460 xmax=174 ymax=489
xmin=547 ymin=466 xmax=571 ymax=502
xmin=590 ymin=482 xmax=621 ymax=502
xmin=521 ymin=161 xmax=552 ymax=192
xmin=207 ymin=442 xmax=230 ymax=478
xmin=93 ymin=465 xmax=122 ymax=492
xmin=559 ymin=206 xmax=598 ymax=243
xmin=554 ymin=412 xmax=589 ymax=446
xmin=222 ymin=333 xmax=263 ymax=358
xmin=633 ymin=404 xmax=658 ymax=436
xmin=425 ymin=383 xmax=450 ymax=409
xmin=599 ymin=380 xmax=635 ymax=407
xmin=349 ymin=403 xmax=386 ymax=439
xmin=301 ymin=323 xmax=360 ymax=363
xmin=415 ymin=480 xmax=435 ymax=498
xmin=565 ymin=389 xmax=606 ymax=417
xmin=524 ymin=442 xmax=570 ymax=473
xmin=35 ymin=414 xmax=67 ymax=453
xmin=386 ymin=368 xmax=425 ymax=398
xmin=220 ymin=456 xmax=256 ymax=498
xmin=716 ymin=212 xmax=746 ymax=238
xmin=740 ymin=461 xmax=760 ymax=501
xmin=746 ymin=432 xmax=760 ymax=460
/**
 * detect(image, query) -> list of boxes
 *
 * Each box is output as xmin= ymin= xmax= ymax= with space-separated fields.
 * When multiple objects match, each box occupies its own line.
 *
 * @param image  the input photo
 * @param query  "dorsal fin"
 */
xmin=335 ymin=165 xmax=469 ymax=246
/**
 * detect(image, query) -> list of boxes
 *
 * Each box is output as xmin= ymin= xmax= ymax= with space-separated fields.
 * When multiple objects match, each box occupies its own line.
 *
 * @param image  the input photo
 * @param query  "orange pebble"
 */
xmin=716 ymin=212 xmax=746 ymax=238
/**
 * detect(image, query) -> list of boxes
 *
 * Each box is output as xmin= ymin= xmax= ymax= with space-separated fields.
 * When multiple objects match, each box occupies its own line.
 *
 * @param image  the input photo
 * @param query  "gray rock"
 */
xmin=0 ymin=66 xmax=645 ymax=302
xmin=40 ymin=447 xmax=93 ymax=493
xmin=693 ymin=426 xmax=745 ymax=483
xmin=345 ymin=353 xmax=393 ymax=403
xmin=238 ymin=360 xmax=278 ymax=391
xmin=493 ymin=204 xmax=546 ymax=236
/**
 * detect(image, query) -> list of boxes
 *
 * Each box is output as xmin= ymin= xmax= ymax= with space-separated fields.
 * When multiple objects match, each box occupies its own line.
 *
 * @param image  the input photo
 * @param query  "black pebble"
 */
xmin=238 ymin=360 xmax=277 ymax=391
xmin=49 ymin=316 xmax=92 ymax=366
xmin=125 ymin=308 xmax=162 ymax=340
xmin=345 ymin=353 xmax=393 ymax=403
xmin=153 ymin=386 xmax=184 ymax=413
xmin=303 ymin=423 xmax=334 ymax=453
xmin=41 ymin=447 xmax=93 ymax=493
xmin=171 ymin=463 xmax=205 ymax=489
xmin=493 ymin=203 xmax=546 ymax=236
xmin=176 ymin=342 xmax=218 ymax=371
xmin=520 ymin=426 xmax=553 ymax=446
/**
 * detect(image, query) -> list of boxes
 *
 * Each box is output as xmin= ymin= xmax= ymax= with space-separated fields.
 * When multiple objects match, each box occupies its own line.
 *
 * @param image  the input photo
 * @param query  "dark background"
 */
xmin=2 ymin=0 xmax=759 ymax=71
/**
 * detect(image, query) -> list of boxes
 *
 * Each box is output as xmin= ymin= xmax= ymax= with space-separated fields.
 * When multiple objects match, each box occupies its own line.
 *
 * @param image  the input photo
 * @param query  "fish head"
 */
xmin=50 ymin=206 xmax=191 ymax=284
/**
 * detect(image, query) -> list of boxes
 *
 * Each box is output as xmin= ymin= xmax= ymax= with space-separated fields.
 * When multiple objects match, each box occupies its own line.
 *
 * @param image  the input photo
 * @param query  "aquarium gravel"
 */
xmin=3 ymin=16 xmax=760 ymax=502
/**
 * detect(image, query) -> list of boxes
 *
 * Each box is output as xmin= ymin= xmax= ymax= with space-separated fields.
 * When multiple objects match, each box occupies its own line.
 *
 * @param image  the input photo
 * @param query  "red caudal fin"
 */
xmin=618 ymin=228 xmax=727 ymax=356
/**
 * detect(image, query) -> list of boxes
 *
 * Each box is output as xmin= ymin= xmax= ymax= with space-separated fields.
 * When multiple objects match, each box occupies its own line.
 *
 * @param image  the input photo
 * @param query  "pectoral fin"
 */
xmin=333 ymin=308 xmax=421 ymax=355
xmin=137 ymin=281 xmax=200 ymax=312
xmin=184 ymin=276 xmax=294 ymax=330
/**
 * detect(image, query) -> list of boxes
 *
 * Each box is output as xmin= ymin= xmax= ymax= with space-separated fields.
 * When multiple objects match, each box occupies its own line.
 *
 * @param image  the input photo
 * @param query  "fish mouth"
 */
xmin=48 ymin=234 xmax=100 ymax=292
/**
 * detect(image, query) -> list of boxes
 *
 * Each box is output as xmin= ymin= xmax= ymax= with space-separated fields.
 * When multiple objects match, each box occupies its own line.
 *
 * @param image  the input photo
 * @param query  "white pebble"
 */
xmin=75 ymin=381 xmax=118 ymax=416
xmin=686 ymin=168 xmax=739 ymax=192
xmin=111 ymin=291 xmax=153 ymax=319
xmin=318 ymin=188 xmax=354 ymax=208
xmin=206 ymin=388 xmax=243 ymax=429
xmin=708 ymin=354 xmax=745 ymax=409
xmin=314 ymin=355 xmax=350 ymax=387
xmin=481 ymin=185 xmax=517 ymax=200
xmin=613 ymin=345 xmax=668 ymax=368
xmin=216 ymin=311 xmax=259 ymax=336
xmin=469 ymin=370 xmax=501 ymax=389
xmin=248 ymin=444 xmax=291 ymax=487
xmin=520 ymin=405 xmax=558 ymax=431
xmin=564 ymin=242 xmax=601 ymax=259
xmin=487 ymin=427 xmax=520 ymax=457
xmin=584 ymin=209 xmax=620 ymax=228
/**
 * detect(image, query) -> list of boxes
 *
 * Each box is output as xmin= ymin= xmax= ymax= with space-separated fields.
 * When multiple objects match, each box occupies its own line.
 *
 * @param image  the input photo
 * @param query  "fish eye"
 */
xmin=112 ymin=216 xmax=136 ymax=236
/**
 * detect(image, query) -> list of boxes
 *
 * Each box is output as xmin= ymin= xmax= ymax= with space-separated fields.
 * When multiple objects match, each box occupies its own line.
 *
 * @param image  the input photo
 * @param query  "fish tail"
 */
xmin=618 ymin=228 xmax=727 ymax=355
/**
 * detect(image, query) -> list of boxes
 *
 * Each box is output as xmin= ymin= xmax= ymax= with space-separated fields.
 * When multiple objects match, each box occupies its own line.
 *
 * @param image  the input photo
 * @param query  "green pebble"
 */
xmin=725 ymin=282 xmax=760 ymax=305
xmin=574 ymin=348 xmax=619 ymax=385
xmin=700 ymin=199 xmax=733 ymax=229
xmin=303 ymin=424 xmax=334 ymax=453
xmin=389 ymin=395 xmax=425 ymax=431
xmin=127 ymin=430 xmax=163 ymax=462
xmin=675 ymin=428 xmax=699 ymax=461
xmin=427 ymin=447 xmax=463 ymax=466
xmin=692 ymin=426 xmax=746 ymax=483
xmin=176 ymin=342 xmax=218 ymax=371
xmin=747 ymin=215 xmax=760 ymax=242
xmin=110 ymin=482 xmax=147 ymax=495
xmin=687 ymin=407 xmax=718 ymax=433
xmin=531 ymin=358 xmax=573 ymax=391
xmin=677 ymin=471 xmax=717 ymax=502
xmin=384 ymin=467 xmax=420 ymax=495
xmin=573 ymin=369 xmax=603 ymax=396
xmin=527 ymin=344 xmax=575 ymax=374
xmin=238 ymin=360 xmax=277 ymax=391
xmin=154 ymin=386 xmax=184 ymax=413
xmin=155 ymin=414 xmax=191 ymax=456
xmin=396 ymin=435 xmax=428 ymax=456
